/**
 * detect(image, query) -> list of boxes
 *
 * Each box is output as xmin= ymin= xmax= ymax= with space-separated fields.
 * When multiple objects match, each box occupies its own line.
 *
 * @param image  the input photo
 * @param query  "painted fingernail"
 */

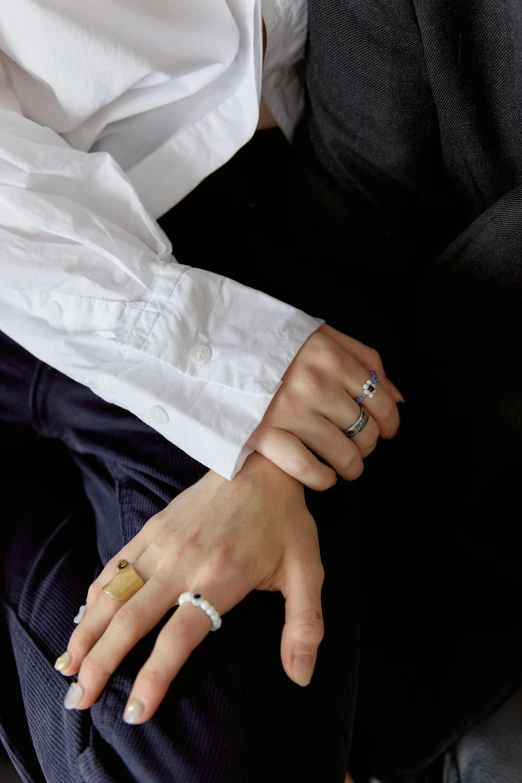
xmin=54 ymin=651 xmax=72 ymax=672
xmin=123 ymin=698 xmax=145 ymax=725
xmin=292 ymin=655 xmax=314 ymax=687
xmin=73 ymin=604 xmax=87 ymax=624
xmin=64 ymin=682 xmax=84 ymax=710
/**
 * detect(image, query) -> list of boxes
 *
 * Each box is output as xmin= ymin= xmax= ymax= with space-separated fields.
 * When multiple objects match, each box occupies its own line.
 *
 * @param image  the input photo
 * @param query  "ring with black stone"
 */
xmin=354 ymin=370 xmax=378 ymax=405
xmin=178 ymin=591 xmax=222 ymax=631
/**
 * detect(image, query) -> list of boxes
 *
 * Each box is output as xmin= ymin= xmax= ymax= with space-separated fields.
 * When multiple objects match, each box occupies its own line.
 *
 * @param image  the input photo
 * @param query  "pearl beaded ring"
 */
xmin=178 ymin=591 xmax=222 ymax=631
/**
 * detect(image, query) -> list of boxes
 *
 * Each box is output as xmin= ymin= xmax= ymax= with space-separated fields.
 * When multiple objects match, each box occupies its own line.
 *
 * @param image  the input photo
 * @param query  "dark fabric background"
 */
xmin=166 ymin=0 xmax=522 ymax=773
xmin=303 ymin=0 xmax=522 ymax=774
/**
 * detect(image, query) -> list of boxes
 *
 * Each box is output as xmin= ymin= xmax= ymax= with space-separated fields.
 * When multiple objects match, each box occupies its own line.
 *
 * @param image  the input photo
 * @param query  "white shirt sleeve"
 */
xmin=0 ymin=87 xmax=323 ymax=479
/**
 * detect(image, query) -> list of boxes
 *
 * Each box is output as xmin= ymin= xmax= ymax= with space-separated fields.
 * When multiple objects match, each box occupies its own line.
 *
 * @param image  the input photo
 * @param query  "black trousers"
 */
xmin=0 ymin=132 xmax=359 ymax=783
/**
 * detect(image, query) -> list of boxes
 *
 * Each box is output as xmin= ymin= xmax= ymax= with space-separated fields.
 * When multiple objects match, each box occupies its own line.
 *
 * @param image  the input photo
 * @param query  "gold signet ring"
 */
xmin=102 ymin=559 xmax=145 ymax=602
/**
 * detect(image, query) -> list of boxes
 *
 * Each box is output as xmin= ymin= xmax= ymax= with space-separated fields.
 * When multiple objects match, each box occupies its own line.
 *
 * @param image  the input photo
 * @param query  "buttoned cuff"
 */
xmin=91 ymin=264 xmax=323 ymax=478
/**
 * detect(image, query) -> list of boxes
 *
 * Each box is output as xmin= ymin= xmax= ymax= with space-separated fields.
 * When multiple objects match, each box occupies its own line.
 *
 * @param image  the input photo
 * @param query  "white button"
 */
xmin=149 ymin=405 xmax=169 ymax=425
xmin=189 ymin=344 xmax=212 ymax=364
xmin=46 ymin=301 xmax=63 ymax=323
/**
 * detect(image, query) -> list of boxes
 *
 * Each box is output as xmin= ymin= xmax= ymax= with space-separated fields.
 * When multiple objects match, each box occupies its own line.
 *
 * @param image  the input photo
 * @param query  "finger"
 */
xmin=249 ymin=426 xmax=337 ymax=491
xmin=382 ymin=376 xmax=405 ymax=404
xmin=319 ymin=324 xmax=386 ymax=374
xmin=122 ymin=588 xmax=230 ymax=725
xmin=336 ymin=352 xmax=400 ymax=440
xmin=291 ymin=415 xmax=365 ymax=480
xmin=68 ymin=568 xmax=182 ymax=710
xmin=319 ymin=324 xmax=404 ymax=402
xmin=280 ymin=556 xmax=325 ymax=687
xmin=315 ymin=393 xmax=380 ymax=459
xmin=56 ymin=539 xmax=149 ymax=677
xmin=86 ymin=514 xmax=165 ymax=608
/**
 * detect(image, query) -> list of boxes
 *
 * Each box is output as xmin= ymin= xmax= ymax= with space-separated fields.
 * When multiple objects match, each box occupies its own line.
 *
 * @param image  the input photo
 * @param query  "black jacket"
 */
xmin=302 ymin=0 xmax=522 ymax=774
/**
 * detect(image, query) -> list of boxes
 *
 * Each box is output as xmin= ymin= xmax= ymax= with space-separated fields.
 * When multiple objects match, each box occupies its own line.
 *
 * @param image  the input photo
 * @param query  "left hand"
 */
xmin=55 ymin=453 xmax=326 ymax=724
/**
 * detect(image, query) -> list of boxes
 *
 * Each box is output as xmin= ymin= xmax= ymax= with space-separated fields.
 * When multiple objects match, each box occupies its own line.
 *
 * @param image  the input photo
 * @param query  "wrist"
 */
xmin=233 ymin=452 xmax=303 ymax=494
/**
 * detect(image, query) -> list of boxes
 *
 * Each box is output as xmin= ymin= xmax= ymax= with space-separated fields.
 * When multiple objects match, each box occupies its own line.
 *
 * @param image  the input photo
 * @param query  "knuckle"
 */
xmin=294 ymin=613 xmax=325 ymax=645
xmin=67 ymin=632 xmax=88 ymax=659
xmin=111 ymin=607 xmax=141 ymax=639
xmin=291 ymin=457 xmax=314 ymax=478
xmin=337 ymin=451 xmax=358 ymax=474
xmin=317 ymin=471 xmax=337 ymax=491
xmin=360 ymin=439 xmax=378 ymax=458
xmin=86 ymin=583 xmax=100 ymax=605
xmin=379 ymin=396 xmax=397 ymax=420
xmin=346 ymin=459 xmax=364 ymax=480
xmin=208 ymin=544 xmax=234 ymax=574
xmin=367 ymin=347 xmax=383 ymax=371
xmin=81 ymin=653 xmax=112 ymax=680
xmin=299 ymin=364 xmax=324 ymax=394
xmin=173 ymin=531 xmax=203 ymax=560
xmin=138 ymin=667 xmax=165 ymax=687
xmin=366 ymin=419 xmax=380 ymax=440
xmin=281 ymin=387 xmax=304 ymax=414
xmin=359 ymin=422 xmax=380 ymax=454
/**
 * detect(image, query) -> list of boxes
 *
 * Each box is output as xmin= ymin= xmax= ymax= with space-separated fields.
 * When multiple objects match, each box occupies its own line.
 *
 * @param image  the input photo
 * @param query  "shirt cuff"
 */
xmin=91 ymin=265 xmax=323 ymax=478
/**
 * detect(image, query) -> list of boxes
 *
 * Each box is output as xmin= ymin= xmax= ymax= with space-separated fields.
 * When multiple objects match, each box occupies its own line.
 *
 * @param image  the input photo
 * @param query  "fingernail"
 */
xmin=54 ymin=651 xmax=72 ymax=672
xmin=292 ymin=655 xmax=314 ymax=687
xmin=64 ymin=682 xmax=84 ymax=710
xmin=123 ymin=698 xmax=144 ymax=725
xmin=73 ymin=604 xmax=87 ymax=624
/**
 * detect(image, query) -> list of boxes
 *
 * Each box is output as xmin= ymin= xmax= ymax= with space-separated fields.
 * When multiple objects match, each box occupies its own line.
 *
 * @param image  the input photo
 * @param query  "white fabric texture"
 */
xmin=0 ymin=0 xmax=320 ymax=479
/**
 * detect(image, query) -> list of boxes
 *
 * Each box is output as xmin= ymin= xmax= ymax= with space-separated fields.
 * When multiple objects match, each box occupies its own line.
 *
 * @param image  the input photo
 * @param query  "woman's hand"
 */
xmin=55 ymin=454 xmax=325 ymax=724
xmin=248 ymin=324 xmax=403 ymax=490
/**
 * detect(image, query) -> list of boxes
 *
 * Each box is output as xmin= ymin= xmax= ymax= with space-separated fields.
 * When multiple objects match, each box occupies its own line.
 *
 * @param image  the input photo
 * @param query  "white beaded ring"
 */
xmin=178 ymin=591 xmax=222 ymax=631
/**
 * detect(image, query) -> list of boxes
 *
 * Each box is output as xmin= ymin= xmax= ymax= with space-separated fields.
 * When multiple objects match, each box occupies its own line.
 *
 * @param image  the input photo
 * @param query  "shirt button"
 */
xmin=46 ymin=301 xmax=63 ymax=323
xmin=189 ymin=344 xmax=212 ymax=364
xmin=149 ymin=405 xmax=169 ymax=425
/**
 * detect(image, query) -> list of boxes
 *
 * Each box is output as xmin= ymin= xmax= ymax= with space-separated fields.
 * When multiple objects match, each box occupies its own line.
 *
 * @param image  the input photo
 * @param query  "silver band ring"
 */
xmin=343 ymin=407 xmax=369 ymax=439
xmin=178 ymin=591 xmax=222 ymax=631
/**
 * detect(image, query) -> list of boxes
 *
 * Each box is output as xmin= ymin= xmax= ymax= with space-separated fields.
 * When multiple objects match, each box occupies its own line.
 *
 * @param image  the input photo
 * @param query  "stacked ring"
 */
xmin=178 ymin=591 xmax=222 ymax=631
xmin=343 ymin=406 xmax=369 ymax=438
xmin=355 ymin=370 xmax=378 ymax=405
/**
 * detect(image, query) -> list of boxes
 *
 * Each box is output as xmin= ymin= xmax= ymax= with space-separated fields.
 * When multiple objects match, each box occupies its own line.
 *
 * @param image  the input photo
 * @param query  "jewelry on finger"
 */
xmin=354 ymin=370 xmax=378 ymax=405
xmin=343 ymin=406 xmax=369 ymax=439
xmin=73 ymin=604 xmax=87 ymax=624
xmin=178 ymin=592 xmax=222 ymax=631
xmin=102 ymin=559 xmax=145 ymax=602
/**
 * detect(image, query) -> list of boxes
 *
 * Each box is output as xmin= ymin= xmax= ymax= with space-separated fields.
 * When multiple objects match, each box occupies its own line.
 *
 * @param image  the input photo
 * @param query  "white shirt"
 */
xmin=0 ymin=0 xmax=322 ymax=479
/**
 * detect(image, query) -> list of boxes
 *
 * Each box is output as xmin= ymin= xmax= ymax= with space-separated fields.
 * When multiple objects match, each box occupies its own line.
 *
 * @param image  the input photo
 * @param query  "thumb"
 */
xmin=280 ymin=557 xmax=325 ymax=687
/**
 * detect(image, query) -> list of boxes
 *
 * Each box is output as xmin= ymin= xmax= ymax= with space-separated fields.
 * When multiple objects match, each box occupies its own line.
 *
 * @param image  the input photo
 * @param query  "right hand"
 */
xmin=248 ymin=324 xmax=403 ymax=490
xmin=58 ymin=453 xmax=326 ymax=722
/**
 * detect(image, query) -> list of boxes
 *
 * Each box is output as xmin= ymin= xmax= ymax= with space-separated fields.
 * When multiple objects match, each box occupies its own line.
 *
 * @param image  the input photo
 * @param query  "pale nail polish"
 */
xmin=64 ymin=682 xmax=84 ymax=710
xmin=54 ymin=651 xmax=72 ymax=672
xmin=73 ymin=604 xmax=87 ymax=624
xmin=292 ymin=655 xmax=314 ymax=687
xmin=123 ymin=698 xmax=144 ymax=725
